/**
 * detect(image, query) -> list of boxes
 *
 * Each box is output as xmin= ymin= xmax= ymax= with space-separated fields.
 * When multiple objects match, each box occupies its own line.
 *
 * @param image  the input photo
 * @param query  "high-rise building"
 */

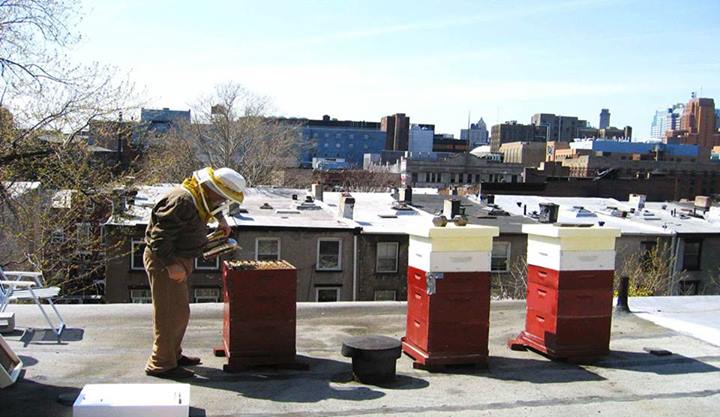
xmin=490 ymin=121 xmax=547 ymax=152
xmin=460 ymin=118 xmax=489 ymax=148
xmin=650 ymin=104 xmax=684 ymax=140
xmin=297 ymin=115 xmax=386 ymax=168
xmin=530 ymin=113 xmax=589 ymax=141
xmin=381 ymin=113 xmax=410 ymax=151
xmin=409 ymin=124 xmax=435 ymax=153
xmin=599 ymin=109 xmax=610 ymax=129
xmin=665 ymin=95 xmax=720 ymax=158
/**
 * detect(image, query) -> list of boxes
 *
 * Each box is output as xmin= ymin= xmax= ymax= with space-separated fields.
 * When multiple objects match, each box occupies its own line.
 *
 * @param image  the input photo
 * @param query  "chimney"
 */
xmin=694 ymin=195 xmax=711 ymax=215
xmin=390 ymin=187 xmax=399 ymax=201
xmin=311 ymin=183 xmax=323 ymax=202
xmin=628 ymin=194 xmax=646 ymax=212
xmin=400 ymin=185 xmax=412 ymax=204
xmin=443 ymin=199 xmax=461 ymax=219
xmin=111 ymin=187 xmax=127 ymax=216
xmin=538 ymin=202 xmax=559 ymax=223
xmin=338 ymin=193 xmax=355 ymax=219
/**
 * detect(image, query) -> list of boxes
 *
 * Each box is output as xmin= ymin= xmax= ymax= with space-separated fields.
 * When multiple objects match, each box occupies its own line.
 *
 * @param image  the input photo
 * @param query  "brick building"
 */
xmin=499 ymin=141 xmax=547 ymax=167
xmin=666 ymin=96 xmax=720 ymax=159
xmin=490 ymin=121 xmax=547 ymax=152
xmin=381 ymin=113 xmax=410 ymax=151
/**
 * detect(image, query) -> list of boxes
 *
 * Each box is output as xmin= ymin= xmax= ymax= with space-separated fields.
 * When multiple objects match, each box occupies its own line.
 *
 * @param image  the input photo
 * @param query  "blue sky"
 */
xmin=75 ymin=0 xmax=720 ymax=138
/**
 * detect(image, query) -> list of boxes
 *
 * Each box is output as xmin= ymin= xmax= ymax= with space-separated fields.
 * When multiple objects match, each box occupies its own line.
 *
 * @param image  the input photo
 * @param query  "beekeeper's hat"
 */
xmin=194 ymin=167 xmax=246 ymax=204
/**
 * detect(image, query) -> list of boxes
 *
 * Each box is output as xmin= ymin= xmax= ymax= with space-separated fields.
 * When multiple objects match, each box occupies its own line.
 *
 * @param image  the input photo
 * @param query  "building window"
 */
xmin=50 ymin=229 xmax=66 ymax=245
xmin=76 ymin=222 xmax=92 ymax=254
xmin=491 ymin=241 xmax=511 ymax=272
xmin=194 ymin=287 xmax=220 ymax=303
xmin=374 ymin=290 xmax=397 ymax=301
xmin=195 ymin=256 xmax=220 ymax=271
xmin=316 ymin=286 xmax=340 ymax=302
xmin=412 ymin=173 xmax=418 ymax=183
xmin=131 ymin=239 xmax=147 ymax=271
xmin=682 ymin=239 xmax=702 ymax=271
xmin=256 ymin=238 xmax=280 ymax=261
xmin=130 ymin=288 xmax=151 ymax=304
xmin=317 ymin=239 xmax=342 ymax=271
xmin=376 ymin=242 xmax=399 ymax=273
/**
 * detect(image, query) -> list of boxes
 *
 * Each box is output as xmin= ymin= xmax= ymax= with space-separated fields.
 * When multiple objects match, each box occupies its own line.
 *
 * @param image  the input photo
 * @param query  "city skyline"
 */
xmin=74 ymin=0 xmax=720 ymax=138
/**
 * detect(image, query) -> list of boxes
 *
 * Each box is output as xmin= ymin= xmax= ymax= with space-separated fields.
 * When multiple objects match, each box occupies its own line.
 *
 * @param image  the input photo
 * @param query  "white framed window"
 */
xmin=194 ymin=287 xmax=220 ymax=303
xmin=376 ymin=242 xmax=399 ymax=273
xmin=492 ymin=241 xmax=511 ymax=272
xmin=130 ymin=288 xmax=151 ymax=304
xmin=76 ymin=222 xmax=92 ymax=254
xmin=317 ymin=238 xmax=342 ymax=271
xmin=315 ymin=286 xmax=340 ymax=302
xmin=131 ymin=239 xmax=147 ymax=271
xmin=256 ymin=238 xmax=280 ymax=261
xmin=374 ymin=290 xmax=397 ymax=301
xmin=195 ymin=256 xmax=220 ymax=270
xmin=50 ymin=229 xmax=66 ymax=245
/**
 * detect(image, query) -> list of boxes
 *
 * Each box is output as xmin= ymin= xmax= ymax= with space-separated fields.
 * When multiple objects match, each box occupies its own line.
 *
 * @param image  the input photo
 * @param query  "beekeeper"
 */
xmin=144 ymin=167 xmax=245 ymax=379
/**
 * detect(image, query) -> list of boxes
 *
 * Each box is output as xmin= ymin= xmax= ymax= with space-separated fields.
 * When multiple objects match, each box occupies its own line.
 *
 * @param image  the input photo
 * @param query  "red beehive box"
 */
xmin=403 ymin=266 xmax=492 ymax=369
xmin=509 ymin=224 xmax=620 ymax=361
xmin=214 ymin=260 xmax=297 ymax=372
xmin=402 ymin=223 xmax=498 ymax=370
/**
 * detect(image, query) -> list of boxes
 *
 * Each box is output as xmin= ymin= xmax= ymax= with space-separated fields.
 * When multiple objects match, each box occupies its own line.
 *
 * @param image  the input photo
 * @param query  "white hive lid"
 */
xmin=409 ymin=223 xmax=499 ymax=239
xmin=522 ymin=223 xmax=621 ymax=239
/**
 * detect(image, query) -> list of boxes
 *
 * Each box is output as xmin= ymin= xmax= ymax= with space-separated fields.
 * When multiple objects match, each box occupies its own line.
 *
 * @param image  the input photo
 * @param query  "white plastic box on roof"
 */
xmin=73 ymin=383 xmax=190 ymax=417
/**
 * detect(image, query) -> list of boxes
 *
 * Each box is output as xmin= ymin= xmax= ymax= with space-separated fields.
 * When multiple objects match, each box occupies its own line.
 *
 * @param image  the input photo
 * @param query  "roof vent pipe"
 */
xmin=311 ymin=183 xmax=323 ymax=202
xmin=400 ymin=185 xmax=412 ymax=204
xmin=443 ymin=199 xmax=461 ymax=220
xmin=339 ymin=194 xmax=355 ymax=219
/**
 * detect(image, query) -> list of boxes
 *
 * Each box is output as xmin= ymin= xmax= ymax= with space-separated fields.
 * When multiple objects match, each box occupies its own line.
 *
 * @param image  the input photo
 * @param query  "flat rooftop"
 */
xmin=2 ymin=299 xmax=719 ymax=417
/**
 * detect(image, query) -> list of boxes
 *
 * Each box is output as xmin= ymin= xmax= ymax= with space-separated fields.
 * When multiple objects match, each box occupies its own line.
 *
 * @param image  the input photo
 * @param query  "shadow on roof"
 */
xmin=186 ymin=355 xmax=428 ymax=403
xmin=589 ymin=350 xmax=720 ymax=375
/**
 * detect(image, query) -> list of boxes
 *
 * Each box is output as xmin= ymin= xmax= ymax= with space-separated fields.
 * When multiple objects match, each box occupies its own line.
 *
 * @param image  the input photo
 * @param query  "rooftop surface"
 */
xmin=2 ymin=298 xmax=719 ymax=417
xmin=323 ymin=191 xmax=433 ymax=234
xmin=492 ymin=194 xmax=720 ymax=235
xmin=110 ymin=186 xmax=356 ymax=230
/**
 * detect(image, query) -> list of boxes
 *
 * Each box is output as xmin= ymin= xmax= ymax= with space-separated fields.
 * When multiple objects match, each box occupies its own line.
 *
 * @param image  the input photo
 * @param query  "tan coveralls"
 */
xmin=143 ymin=187 xmax=208 ymax=373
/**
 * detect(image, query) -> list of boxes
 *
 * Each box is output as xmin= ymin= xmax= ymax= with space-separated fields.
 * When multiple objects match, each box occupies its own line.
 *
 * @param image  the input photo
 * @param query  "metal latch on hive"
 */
xmin=426 ymin=272 xmax=444 ymax=295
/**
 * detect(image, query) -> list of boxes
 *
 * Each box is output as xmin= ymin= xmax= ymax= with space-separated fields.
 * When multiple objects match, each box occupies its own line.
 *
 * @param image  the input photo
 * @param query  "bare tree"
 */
xmin=142 ymin=83 xmax=300 ymax=185
xmin=0 ymin=1 xmax=138 ymax=300
xmin=615 ymin=239 xmax=686 ymax=296
xmin=493 ymin=255 xmax=528 ymax=300
xmin=1 ymin=0 xmax=137 ymax=166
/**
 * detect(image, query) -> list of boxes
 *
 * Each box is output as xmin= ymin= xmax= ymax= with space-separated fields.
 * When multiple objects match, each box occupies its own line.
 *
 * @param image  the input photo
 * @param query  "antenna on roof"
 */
xmin=466 ymin=110 xmax=471 ymax=153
